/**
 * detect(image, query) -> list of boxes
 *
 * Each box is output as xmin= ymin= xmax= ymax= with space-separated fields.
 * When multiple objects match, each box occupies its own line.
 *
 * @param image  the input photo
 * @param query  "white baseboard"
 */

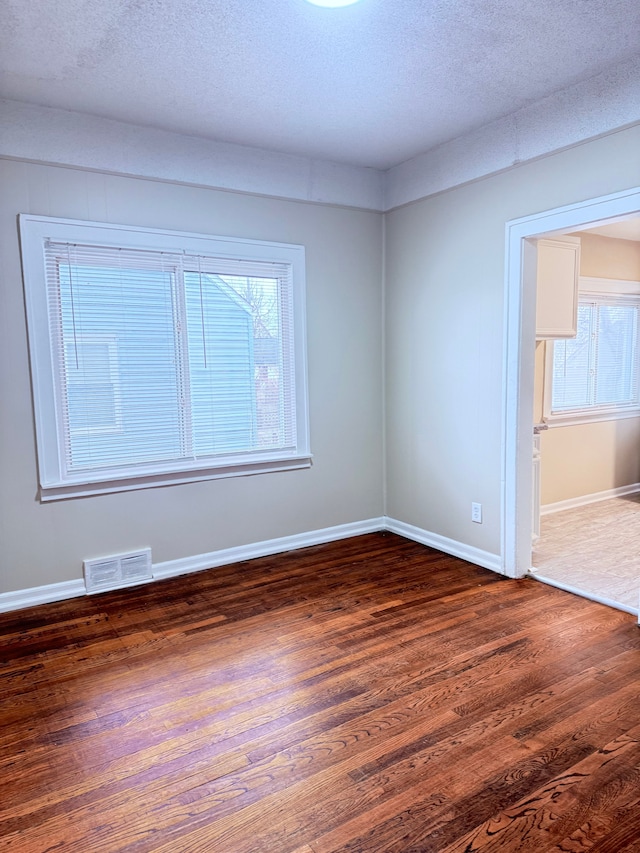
xmin=0 ymin=579 xmax=86 ymax=614
xmin=541 ymin=483 xmax=640 ymax=516
xmin=0 ymin=515 xmax=504 ymax=614
xmin=384 ymin=517 xmax=502 ymax=574
xmin=152 ymin=517 xmax=386 ymax=581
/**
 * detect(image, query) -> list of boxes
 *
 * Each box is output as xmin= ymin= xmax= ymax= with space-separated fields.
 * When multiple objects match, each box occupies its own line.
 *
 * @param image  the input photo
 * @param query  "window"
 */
xmin=19 ymin=216 xmax=310 ymax=499
xmin=546 ymin=293 xmax=640 ymax=425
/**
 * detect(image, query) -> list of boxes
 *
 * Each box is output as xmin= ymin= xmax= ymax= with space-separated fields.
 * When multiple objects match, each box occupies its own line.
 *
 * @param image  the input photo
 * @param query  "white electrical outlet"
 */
xmin=471 ymin=502 xmax=482 ymax=524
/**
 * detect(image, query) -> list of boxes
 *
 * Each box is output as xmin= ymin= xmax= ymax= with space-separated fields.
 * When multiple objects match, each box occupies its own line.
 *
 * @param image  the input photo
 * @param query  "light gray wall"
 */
xmin=0 ymin=100 xmax=385 ymax=211
xmin=385 ymin=125 xmax=640 ymax=557
xmin=0 ymin=159 xmax=384 ymax=593
xmin=2 ymin=123 xmax=639 ymax=597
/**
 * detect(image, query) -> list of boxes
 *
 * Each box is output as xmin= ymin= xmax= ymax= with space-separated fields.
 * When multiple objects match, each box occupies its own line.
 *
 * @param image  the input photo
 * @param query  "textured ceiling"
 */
xmin=1 ymin=0 xmax=639 ymax=170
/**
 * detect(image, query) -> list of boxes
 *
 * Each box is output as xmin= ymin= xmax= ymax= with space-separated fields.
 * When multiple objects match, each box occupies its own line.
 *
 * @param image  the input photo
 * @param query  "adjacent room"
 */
xmin=532 ymin=223 xmax=640 ymax=613
xmin=1 ymin=0 xmax=639 ymax=850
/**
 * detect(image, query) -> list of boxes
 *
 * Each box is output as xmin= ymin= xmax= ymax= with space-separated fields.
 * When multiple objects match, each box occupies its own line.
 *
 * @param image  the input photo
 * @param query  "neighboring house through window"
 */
xmin=65 ymin=335 xmax=123 ymax=436
xmin=19 ymin=215 xmax=310 ymax=499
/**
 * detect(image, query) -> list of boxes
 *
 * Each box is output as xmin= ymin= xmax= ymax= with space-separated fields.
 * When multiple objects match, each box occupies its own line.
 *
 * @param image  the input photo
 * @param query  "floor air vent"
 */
xmin=84 ymin=548 xmax=152 ymax=594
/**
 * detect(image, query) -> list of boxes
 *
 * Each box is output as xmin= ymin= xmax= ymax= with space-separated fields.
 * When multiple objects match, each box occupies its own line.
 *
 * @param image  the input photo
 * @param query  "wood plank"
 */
xmin=0 ymin=532 xmax=638 ymax=853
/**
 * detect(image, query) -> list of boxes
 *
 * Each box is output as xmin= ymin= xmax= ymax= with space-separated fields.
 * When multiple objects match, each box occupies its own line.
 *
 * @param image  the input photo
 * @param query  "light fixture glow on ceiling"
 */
xmin=305 ymin=0 xmax=362 ymax=7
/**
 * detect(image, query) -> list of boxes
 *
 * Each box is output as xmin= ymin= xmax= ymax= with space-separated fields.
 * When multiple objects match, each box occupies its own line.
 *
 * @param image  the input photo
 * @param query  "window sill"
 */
xmin=544 ymin=408 xmax=640 ymax=428
xmin=39 ymin=454 xmax=313 ymax=501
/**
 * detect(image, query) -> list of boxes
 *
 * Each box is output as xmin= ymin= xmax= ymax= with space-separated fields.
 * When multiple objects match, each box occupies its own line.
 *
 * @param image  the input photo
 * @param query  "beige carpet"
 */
xmin=531 ymin=493 xmax=640 ymax=614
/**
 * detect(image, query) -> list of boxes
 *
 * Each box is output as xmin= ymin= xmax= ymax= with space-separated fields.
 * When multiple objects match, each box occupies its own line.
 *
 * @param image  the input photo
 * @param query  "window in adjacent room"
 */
xmin=545 ymin=291 xmax=640 ymax=425
xmin=19 ymin=215 xmax=310 ymax=500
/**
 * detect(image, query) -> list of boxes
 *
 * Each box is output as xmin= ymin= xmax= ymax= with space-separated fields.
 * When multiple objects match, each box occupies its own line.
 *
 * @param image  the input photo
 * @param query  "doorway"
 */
xmin=501 ymin=185 xmax=640 ymax=620
xmin=530 ymin=219 xmax=640 ymax=614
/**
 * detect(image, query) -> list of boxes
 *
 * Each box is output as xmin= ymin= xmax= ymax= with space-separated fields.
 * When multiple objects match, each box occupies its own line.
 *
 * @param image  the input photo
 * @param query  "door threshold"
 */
xmin=528 ymin=568 xmax=639 ymax=619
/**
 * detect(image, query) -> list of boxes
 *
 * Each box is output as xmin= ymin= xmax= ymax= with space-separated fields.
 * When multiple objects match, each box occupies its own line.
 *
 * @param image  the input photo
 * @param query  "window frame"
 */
xmin=543 ymin=278 xmax=640 ymax=427
xmin=19 ymin=215 xmax=311 ymax=500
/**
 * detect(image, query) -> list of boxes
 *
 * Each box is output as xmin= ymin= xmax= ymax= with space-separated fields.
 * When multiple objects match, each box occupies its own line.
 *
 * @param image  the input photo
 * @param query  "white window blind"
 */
xmin=550 ymin=296 xmax=640 ymax=418
xmin=20 ymin=216 xmax=310 ymax=499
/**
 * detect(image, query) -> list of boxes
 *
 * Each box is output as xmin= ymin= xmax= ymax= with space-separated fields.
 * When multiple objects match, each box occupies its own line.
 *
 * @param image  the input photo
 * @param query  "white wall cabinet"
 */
xmin=535 ymin=236 xmax=580 ymax=339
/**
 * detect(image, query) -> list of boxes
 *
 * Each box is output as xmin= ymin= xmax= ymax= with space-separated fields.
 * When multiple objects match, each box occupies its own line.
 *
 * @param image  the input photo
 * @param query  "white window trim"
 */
xmin=19 ymin=215 xmax=311 ymax=500
xmin=543 ymin=280 xmax=640 ymax=428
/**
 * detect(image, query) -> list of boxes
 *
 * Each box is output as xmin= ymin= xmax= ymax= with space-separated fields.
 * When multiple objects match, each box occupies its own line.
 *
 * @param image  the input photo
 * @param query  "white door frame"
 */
xmin=501 ymin=186 xmax=640 ymax=578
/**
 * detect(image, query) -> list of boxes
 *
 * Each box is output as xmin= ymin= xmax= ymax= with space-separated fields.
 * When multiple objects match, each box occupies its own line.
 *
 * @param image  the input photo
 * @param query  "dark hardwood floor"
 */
xmin=1 ymin=532 xmax=639 ymax=852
